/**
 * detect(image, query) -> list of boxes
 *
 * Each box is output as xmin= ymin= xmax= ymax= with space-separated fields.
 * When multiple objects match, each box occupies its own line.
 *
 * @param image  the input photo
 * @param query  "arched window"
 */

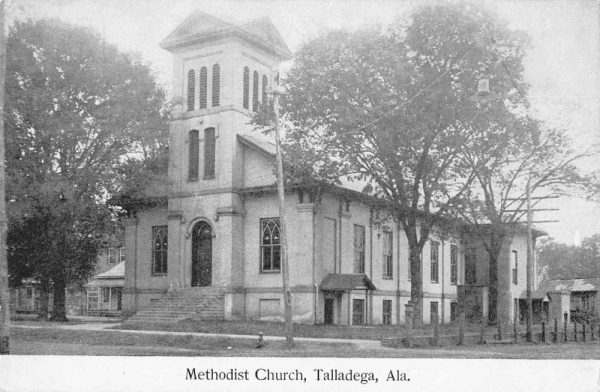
xmin=187 ymin=69 xmax=195 ymax=111
xmin=211 ymin=64 xmax=220 ymax=107
xmin=262 ymin=74 xmax=268 ymax=104
xmin=252 ymin=71 xmax=259 ymax=112
xmin=204 ymin=127 xmax=215 ymax=180
xmin=199 ymin=67 xmax=207 ymax=109
xmin=191 ymin=221 xmax=212 ymax=287
xmin=243 ymin=66 xmax=249 ymax=109
xmin=260 ymin=217 xmax=281 ymax=272
xmin=152 ymin=226 xmax=168 ymax=275
xmin=188 ymin=130 xmax=199 ymax=181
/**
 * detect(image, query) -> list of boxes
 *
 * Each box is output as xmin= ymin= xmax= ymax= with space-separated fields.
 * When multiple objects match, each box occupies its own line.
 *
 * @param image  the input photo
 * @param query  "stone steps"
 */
xmin=124 ymin=288 xmax=226 ymax=324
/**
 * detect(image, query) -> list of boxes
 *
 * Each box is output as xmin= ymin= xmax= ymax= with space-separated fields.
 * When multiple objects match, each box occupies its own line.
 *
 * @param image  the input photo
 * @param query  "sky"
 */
xmin=9 ymin=0 xmax=600 ymax=246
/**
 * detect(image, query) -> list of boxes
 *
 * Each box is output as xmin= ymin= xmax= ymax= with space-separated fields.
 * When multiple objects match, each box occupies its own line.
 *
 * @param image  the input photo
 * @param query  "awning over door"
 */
xmin=85 ymin=262 xmax=124 ymax=288
xmin=320 ymin=273 xmax=376 ymax=291
xmin=85 ymin=278 xmax=124 ymax=288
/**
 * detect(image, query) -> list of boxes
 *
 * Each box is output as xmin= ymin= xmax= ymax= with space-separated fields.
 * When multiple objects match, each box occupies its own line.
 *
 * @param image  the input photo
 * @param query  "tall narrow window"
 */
xmin=382 ymin=300 xmax=392 ymax=325
xmin=465 ymin=247 xmax=477 ymax=284
xmin=353 ymin=224 xmax=365 ymax=273
xmin=152 ymin=226 xmax=168 ymax=275
xmin=188 ymin=130 xmax=199 ymax=181
xmin=211 ymin=64 xmax=220 ymax=107
xmin=430 ymin=301 xmax=439 ymax=323
xmin=352 ymin=299 xmax=365 ymax=325
xmin=252 ymin=70 xmax=259 ymax=111
xmin=199 ymin=66 xmax=207 ymax=109
xmin=430 ymin=241 xmax=439 ymax=283
xmin=119 ymin=247 xmax=126 ymax=263
xmin=262 ymin=74 xmax=268 ymax=104
xmin=203 ymin=128 xmax=215 ymax=179
xmin=261 ymin=218 xmax=281 ymax=272
xmin=450 ymin=302 xmax=458 ymax=322
xmin=382 ymin=231 xmax=393 ymax=278
xmin=243 ymin=66 xmax=249 ymax=109
xmin=187 ymin=69 xmax=195 ymax=111
xmin=108 ymin=248 xmax=117 ymax=264
xmin=450 ymin=244 xmax=458 ymax=285
xmin=512 ymin=250 xmax=518 ymax=285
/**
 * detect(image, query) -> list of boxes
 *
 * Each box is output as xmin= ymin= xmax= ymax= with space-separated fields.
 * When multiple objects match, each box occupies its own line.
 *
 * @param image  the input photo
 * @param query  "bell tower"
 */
xmin=160 ymin=11 xmax=291 ymax=194
xmin=159 ymin=12 xmax=291 ymax=312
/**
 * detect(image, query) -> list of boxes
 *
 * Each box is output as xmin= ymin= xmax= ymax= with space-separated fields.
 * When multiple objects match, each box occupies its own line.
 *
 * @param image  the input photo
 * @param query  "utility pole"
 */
xmin=0 ymin=0 xmax=10 ymax=355
xmin=506 ymin=186 xmax=559 ymax=343
xmin=270 ymin=73 xmax=294 ymax=349
xmin=525 ymin=175 xmax=533 ymax=342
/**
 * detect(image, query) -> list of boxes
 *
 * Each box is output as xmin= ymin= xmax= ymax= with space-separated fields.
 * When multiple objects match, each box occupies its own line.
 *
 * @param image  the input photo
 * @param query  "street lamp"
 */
xmin=470 ymin=78 xmax=497 ymax=104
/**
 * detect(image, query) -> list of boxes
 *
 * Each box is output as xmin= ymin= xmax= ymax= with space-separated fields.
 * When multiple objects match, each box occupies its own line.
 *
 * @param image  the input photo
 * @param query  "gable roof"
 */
xmin=160 ymin=11 xmax=292 ymax=60
xmin=237 ymin=134 xmax=276 ymax=157
xmin=320 ymin=273 xmax=376 ymax=291
xmin=161 ymin=11 xmax=233 ymax=44
xmin=94 ymin=262 xmax=125 ymax=279
xmin=240 ymin=17 xmax=291 ymax=60
xmin=538 ymin=277 xmax=600 ymax=293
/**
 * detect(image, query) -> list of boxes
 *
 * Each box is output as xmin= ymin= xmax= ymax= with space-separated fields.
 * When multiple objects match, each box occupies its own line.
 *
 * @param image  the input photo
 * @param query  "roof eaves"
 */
xmin=237 ymin=134 xmax=276 ymax=157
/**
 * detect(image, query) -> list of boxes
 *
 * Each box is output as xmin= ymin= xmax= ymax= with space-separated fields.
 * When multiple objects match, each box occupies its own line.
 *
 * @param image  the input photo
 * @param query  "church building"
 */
xmin=115 ymin=11 xmax=544 ymax=327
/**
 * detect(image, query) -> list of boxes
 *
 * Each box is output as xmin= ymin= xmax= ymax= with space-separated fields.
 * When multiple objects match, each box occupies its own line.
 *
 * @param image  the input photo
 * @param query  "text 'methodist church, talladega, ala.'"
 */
xmin=113 ymin=11 xmax=552 ymax=327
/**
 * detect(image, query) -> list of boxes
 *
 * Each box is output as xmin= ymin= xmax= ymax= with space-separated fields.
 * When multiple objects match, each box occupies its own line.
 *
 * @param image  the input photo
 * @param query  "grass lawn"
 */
xmin=9 ymin=326 xmax=356 ymax=356
xmin=9 ymin=324 xmax=600 ymax=358
xmin=116 ymin=318 xmax=549 ymax=341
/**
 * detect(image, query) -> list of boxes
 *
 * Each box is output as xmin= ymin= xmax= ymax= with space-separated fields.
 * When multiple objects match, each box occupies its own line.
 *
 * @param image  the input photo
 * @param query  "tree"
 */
xmin=256 ymin=3 xmax=530 ymax=325
xmin=538 ymin=235 xmax=600 ymax=280
xmin=5 ymin=19 xmax=168 ymax=320
xmin=453 ymin=114 xmax=590 ymax=323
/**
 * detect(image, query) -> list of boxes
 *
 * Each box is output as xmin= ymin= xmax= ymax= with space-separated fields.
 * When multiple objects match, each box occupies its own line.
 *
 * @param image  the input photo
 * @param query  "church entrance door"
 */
xmin=192 ymin=221 xmax=212 ymax=287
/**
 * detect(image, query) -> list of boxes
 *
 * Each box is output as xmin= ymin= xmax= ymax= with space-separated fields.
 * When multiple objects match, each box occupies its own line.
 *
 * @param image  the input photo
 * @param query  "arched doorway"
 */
xmin=191 ymin=221 xmax=212 ymax=287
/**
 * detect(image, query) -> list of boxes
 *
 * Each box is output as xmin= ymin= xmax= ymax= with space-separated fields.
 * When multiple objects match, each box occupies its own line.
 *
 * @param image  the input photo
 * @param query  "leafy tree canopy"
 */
xmin=538 ymin=234 xmax=600 ymax=280
xmin=254 ymin=2 xmax=533 ymax=324
xmin=5 ymin=19 xmax=168 ymax=319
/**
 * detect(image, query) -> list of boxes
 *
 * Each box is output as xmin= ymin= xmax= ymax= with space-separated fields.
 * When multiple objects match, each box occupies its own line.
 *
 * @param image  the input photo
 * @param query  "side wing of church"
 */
xmin=115 ymin=11 xmax=545 ymax=327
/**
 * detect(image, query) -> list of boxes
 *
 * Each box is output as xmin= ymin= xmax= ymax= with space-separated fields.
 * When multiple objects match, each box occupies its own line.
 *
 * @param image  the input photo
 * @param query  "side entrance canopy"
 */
xmin=85 ymin=262 xmax=125 ymax=288
xmin=320 ymin=273 xmax=376 ymax=291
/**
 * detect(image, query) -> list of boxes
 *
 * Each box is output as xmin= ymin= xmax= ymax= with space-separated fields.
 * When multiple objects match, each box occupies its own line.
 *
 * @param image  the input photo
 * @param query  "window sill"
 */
xmin=151 ymin=273 xmax=168 ymax=277
xmin=382 ymin=276 xmax=393 ymax=280
xmin=260 ymin=270 xmax=281 ymax=274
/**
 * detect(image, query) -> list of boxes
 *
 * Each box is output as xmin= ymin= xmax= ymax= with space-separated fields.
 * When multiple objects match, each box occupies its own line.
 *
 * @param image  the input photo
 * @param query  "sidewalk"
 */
xmin=12 ymin=321 xmax=383 ymax=350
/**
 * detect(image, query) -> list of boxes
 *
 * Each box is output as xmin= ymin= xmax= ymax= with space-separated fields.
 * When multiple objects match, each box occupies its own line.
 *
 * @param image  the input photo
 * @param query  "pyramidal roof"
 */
xmin=160 ymin=11 xmax=292 ymax=60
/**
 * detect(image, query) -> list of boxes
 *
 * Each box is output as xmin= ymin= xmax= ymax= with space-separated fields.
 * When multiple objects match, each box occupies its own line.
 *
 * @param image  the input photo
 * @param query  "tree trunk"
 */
xmin=488 ymin=250 xmax=498 ymax=324
xmin=50 ymin=275 xmax=67 ymax=322
xmin=485 ymin=231 xmax=508 ymax=325
xmin=37 ymin=280 xmax=50 ymax=321
xmin=409 ymin=246 xmax=423 ymax=328
xmin=0 ymin=0 xmax=9 ymax=355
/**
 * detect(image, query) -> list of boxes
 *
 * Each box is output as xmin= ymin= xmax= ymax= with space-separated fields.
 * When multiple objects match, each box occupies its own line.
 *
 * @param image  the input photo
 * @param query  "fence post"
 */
xmin=563 ymin=313 xmax=568 ymax=342
xmin=479 ymin=317 xmax=486 ymax=344
xmin=541 ymin=321 xmax=546 ymax=343
xmin=458 ymin=312 xmax=465 ymax=346
xmin=553 ymin=318 xmax=558 ymax=343
xmin=573 ymin=322 xmax=578 ymax=342
xmin=432 ymin=312 xmax=439 ymax=347
xmin=497 ymin=318 xmax=503 ymax=341
xmin=513 ymin=317 xmax=518 ymax=342
xmin=591 ymin=322 xmax=595 ymax=341
xmin=582 ymin=322 xmax=587 ymax=342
